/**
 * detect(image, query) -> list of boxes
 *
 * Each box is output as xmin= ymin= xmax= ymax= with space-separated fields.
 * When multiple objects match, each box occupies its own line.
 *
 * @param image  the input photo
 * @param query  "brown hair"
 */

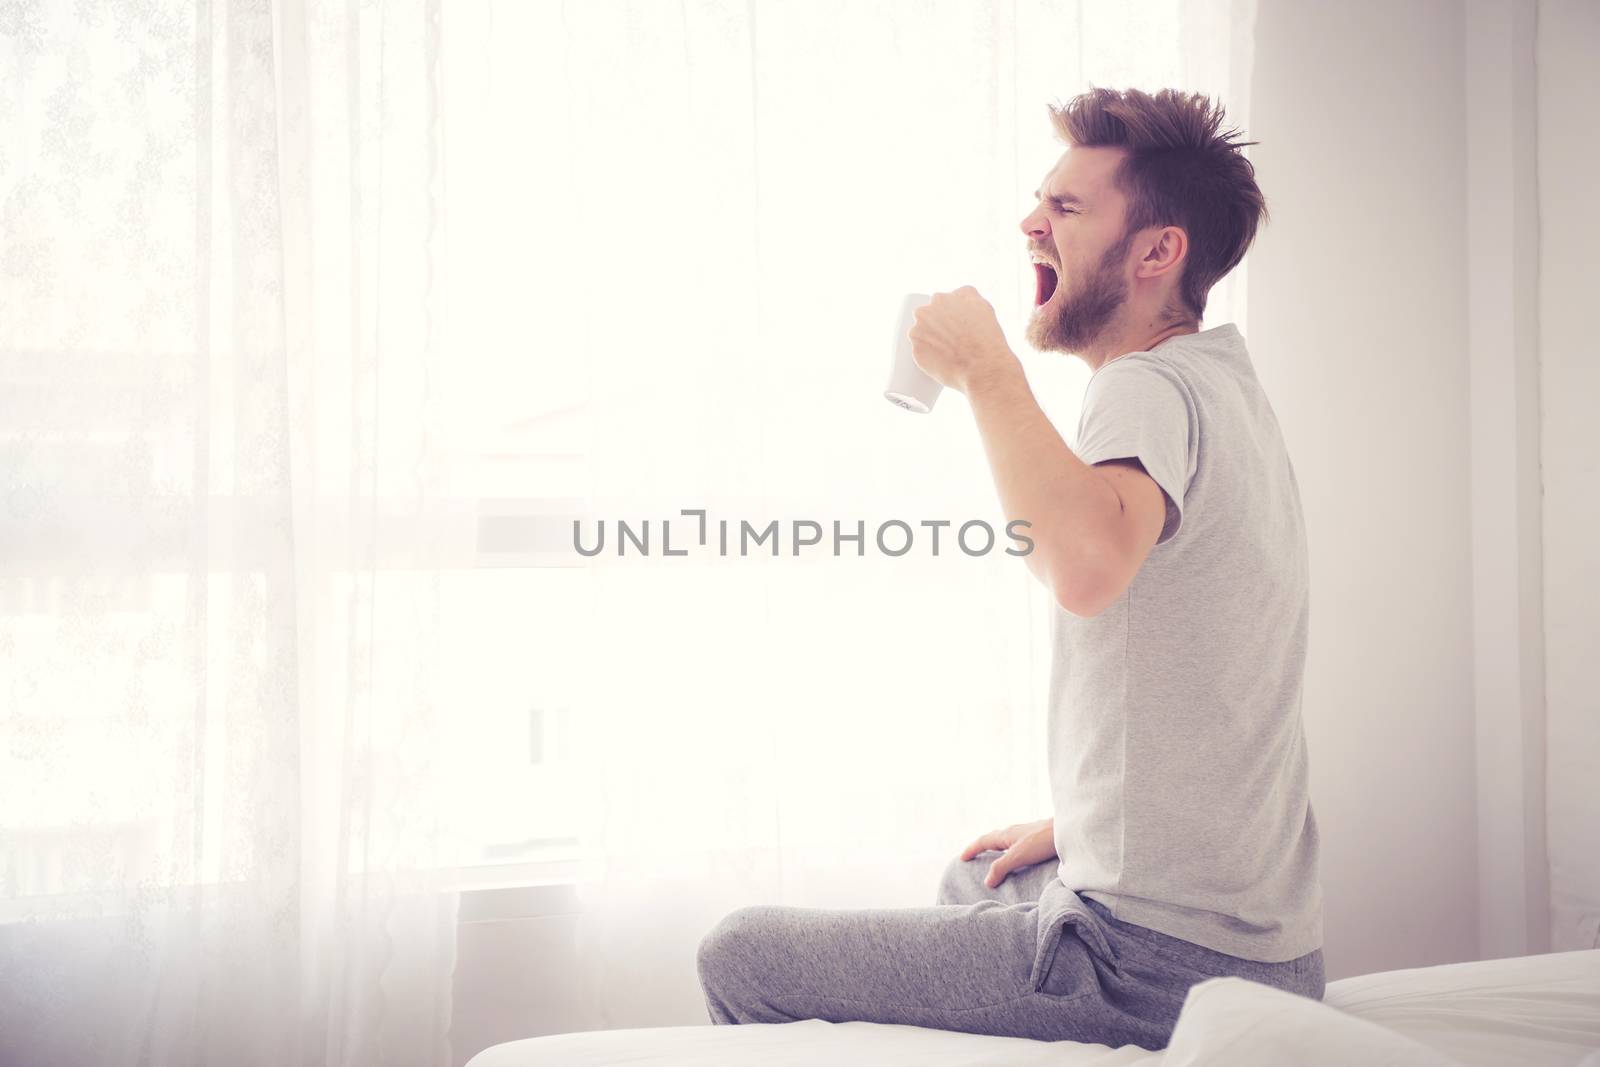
xmin=1048 ymin=86 xmax=1267 ymax=321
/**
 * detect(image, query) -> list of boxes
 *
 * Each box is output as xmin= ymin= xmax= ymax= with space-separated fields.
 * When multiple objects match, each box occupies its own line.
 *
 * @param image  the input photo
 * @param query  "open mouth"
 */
xmin=1033 ymin=261 xmax=1059 ymax=306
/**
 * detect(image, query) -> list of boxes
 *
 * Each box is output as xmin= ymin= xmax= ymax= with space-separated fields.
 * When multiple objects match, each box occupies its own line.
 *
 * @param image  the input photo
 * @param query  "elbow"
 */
xmin=1050 ymin=567 xmax=1110 ymax=619
xmin=1036 ymin=518 xmax=1122 ymax=619
xmin=1046 ymin=534 xmax=1122 ymax=619
xmin=1053 ymin=582 xmax=1105 ymax=619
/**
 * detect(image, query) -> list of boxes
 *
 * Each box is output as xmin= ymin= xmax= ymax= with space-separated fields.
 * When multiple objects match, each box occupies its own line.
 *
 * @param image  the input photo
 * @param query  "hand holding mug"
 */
xmin=907 ymin=286 xmax=1017 ymax=394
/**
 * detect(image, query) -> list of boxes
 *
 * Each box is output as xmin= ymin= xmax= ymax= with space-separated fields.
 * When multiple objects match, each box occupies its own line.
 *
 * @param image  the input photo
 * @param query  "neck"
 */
xmin=1083 ymin=314 xmax=1201 ymax=373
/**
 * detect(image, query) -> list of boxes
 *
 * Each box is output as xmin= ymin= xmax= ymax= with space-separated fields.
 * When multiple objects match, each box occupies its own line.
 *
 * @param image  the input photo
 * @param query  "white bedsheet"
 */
xmin=464 ymin=948 xmax=1600 ymax=1067
xmin=466 ymin=1019 xmax=1160 ymax=1067
xmin=1320 ymin=947 xmax=1600 ymax=1066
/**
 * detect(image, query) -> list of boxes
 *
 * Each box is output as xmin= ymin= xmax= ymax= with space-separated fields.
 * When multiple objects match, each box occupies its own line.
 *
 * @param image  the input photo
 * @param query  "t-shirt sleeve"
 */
xmin=1072 ymin=357 xmax=1197 ymax=546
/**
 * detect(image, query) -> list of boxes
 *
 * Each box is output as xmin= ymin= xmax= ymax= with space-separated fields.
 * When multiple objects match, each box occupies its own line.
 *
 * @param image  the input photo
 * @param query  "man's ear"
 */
xmin=1139 ymin=226 xmax=1187 ymax=278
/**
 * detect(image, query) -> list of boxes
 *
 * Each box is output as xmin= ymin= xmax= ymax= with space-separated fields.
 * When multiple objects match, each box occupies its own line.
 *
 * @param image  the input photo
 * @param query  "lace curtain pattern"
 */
xmin=2 ymin=2 xmax=460 ymax=1064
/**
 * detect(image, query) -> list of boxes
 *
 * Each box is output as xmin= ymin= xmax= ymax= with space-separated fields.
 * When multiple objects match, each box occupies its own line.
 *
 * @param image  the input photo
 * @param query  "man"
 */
xmin=696 ymin=86 xmax=1324 ymax=1051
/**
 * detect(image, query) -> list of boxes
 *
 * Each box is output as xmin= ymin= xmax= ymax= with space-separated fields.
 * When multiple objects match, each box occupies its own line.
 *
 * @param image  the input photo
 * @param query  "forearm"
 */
xmin=965 ymin=355 xmax=1123 ymax=611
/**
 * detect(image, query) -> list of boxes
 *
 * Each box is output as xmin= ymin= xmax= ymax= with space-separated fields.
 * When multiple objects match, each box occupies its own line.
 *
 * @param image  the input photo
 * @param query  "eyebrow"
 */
xmin=1032 ymin=187 xmax=1085 ymax=206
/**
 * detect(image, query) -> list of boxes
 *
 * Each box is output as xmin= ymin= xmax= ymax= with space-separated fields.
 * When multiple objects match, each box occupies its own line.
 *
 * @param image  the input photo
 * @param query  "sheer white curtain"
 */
xmin=0 ymin=0 xmax=1257 ymax=1061
xmin=1 ymin=2 xmax=464 ymax=1065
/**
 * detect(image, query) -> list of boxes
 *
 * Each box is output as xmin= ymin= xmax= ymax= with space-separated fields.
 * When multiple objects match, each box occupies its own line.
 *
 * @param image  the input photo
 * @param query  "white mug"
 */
xmin=884 ymin=292 xmax=943 ymax=414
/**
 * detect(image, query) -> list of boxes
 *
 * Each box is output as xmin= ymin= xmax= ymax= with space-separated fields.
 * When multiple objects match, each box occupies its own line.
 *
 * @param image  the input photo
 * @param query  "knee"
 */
xmin=696 ymin=906 xmax=776 ymax=988
xmin=935 ymin=853 xmax=994 ymax=906
xmin=696 ymin=906 xmax=788 ymax=1024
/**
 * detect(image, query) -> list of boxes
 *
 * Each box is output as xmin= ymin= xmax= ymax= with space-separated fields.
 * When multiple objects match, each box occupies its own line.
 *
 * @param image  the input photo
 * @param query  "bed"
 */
xmin=463 ymin=947 xmax=1600 ymax=1066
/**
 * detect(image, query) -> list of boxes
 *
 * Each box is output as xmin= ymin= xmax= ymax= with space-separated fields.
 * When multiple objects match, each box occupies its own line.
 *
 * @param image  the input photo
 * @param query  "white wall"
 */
xmin=1252 ymin=0 xmax=1600 ymax=977
xmin=1248 ymin=0 xmax=1481 ymax=980
xmin=1537 ymin=0 xmax=1600 ymax=956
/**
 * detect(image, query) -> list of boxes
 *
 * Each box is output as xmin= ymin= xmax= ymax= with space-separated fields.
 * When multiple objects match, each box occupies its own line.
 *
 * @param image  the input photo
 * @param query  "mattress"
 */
xmin=463 ymin=948 xmax=1600 ymax=1067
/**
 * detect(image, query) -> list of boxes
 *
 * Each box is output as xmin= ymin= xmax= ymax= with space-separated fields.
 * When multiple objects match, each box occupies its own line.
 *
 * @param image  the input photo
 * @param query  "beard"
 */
xmin=1024 ymin=227 xmax=1135 ymax=356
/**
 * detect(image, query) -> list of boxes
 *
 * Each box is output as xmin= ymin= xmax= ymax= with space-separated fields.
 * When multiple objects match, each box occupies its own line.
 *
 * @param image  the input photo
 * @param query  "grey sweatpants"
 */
xmin=695 ymin=852 xmax=1324 ymax=1050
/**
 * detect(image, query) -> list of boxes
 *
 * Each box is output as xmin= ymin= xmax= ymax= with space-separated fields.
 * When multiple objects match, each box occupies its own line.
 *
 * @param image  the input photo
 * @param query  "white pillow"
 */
xmin=1160 ymin=977 xmax=1465 ymax=1067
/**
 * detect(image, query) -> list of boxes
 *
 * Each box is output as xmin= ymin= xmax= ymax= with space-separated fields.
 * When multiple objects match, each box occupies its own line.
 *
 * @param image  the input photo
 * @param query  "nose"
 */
xmin=1020 ymin=208 xmax=1049 ymax=241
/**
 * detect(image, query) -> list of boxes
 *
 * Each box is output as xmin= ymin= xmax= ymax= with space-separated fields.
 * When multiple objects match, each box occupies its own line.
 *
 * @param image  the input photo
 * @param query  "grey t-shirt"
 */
xmin=1047 ymin=321 xmax=1323 ymax=963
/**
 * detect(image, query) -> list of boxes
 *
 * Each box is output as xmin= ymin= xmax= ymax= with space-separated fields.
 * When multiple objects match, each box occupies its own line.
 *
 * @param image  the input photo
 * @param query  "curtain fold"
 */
xmin=1 ymin=2 xmax=463 ymax=1065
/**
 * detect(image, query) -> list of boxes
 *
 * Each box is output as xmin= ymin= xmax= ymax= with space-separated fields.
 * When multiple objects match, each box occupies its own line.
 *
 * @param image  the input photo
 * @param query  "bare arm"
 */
xmin=965 ymin=355 xmax=1165 ymax=616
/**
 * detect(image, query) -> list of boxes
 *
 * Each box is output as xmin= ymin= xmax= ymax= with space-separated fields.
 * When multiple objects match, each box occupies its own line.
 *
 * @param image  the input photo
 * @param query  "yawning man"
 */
xmin=696 ymin=85 xmax=1324 ymax=1052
